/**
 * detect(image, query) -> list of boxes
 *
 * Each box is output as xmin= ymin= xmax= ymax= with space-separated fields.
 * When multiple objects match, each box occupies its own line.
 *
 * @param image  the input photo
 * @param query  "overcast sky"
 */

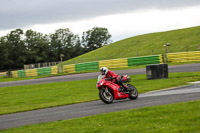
xmin=1 ymin=0 xmax=200 ymax=42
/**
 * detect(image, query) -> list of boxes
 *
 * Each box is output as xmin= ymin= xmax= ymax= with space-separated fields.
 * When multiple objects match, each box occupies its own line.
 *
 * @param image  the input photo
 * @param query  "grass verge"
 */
xmin=2 ymin=100 xmax=200 ymax=133
xmin=0 ymin=76 xmax=45 ymax=82
xmin=0 ymin=72 xmax=200 ymax=115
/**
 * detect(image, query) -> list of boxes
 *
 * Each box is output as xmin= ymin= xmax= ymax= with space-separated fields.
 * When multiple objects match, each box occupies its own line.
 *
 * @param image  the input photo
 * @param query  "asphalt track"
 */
xmin=0 ymin=84 xmax=200 ymax=130
xmin=0 ymin=63 xmax=200 ymax=87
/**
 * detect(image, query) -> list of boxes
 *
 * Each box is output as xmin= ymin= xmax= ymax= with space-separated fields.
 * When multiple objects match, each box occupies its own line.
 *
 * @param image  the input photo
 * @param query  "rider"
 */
xmin=100 ymin=67 xmax=127 ymax=91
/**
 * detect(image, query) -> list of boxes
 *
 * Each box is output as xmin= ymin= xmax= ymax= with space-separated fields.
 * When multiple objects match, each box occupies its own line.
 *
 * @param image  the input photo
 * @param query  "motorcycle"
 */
xmin=96 ymin=75 xmax=138 ymax=104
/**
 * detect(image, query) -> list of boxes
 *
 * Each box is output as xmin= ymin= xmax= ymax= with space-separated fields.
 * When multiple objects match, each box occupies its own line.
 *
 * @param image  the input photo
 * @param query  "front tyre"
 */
xmin=99 ymin=88 xmax=113 ymax=104
xmin=127 ymin=84 xmax=138 ymax=100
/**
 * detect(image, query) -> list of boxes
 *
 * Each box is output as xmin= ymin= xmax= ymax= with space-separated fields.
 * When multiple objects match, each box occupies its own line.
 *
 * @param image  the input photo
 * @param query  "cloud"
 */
xmin=1 ymin=0 xmax=200 ymax=30
xmin=21 ymin=5 xmax=200 ymax=42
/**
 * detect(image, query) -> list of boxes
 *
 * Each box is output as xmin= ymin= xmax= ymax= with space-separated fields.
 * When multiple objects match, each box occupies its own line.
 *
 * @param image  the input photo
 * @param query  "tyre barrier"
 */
xmin=167 ymin=51 xmax=200 ymax=63
xmin=11 ymin=54 xmax=163 ymax=77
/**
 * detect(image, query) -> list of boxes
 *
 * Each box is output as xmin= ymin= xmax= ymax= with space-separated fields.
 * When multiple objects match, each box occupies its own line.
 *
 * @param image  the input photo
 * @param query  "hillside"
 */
xmin=63 ymin=26 xmax=200 ymax=65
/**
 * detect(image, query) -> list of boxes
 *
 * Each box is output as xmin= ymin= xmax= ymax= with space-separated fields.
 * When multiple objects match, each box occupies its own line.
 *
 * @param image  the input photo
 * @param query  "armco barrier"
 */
xmin=0 ymin=72 xmax=6 ymax=76
xmin=128 ymin=55 xmax=161 ymax=66
xmin=75 ymin=61 xmax=99 ymax=71
xmin=63 ymin=64 xmax=75 ymax=73
xmin=37 ymin=67 xmax=52 ymax=76
xmin=10 ymin=54 xmax=164 ymax=77
xmin=51 ymin=66 xmax=58 ymax=75
xmin=159 ymin=55 xmax=164 ymax=64
xmin=25 ymin=69 xmax=38 ymax=77
xmin=11 ymin=66 xmax=58 ymax=78
xmin=99 ymin=58 xmax=128 ymax=69
xmin=11 ymin=71 xmax=18 ymax=78
xmin=18 ymin=70 xmax=26 ymax=78
xmin=167 ymin=51 xmax=200 ymax=63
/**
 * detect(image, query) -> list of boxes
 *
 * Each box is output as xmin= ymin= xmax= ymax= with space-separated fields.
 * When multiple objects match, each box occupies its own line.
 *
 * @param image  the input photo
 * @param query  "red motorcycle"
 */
xmin=96 ymin=75 xmax=138 ymax=104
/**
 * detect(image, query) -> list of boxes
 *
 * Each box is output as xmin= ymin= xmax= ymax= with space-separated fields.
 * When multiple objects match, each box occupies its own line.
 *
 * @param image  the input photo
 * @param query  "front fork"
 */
xmin=105 ymin=87 xmax=109 ymax=95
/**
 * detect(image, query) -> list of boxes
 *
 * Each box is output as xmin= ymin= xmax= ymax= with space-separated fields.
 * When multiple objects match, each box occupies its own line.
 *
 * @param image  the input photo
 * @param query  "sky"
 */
xmin=1 ymin=0 xmax=200 ymax=42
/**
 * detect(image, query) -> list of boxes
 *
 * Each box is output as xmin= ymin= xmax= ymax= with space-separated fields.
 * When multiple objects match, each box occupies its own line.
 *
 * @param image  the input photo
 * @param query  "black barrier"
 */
xmin=146 ymin=64 xmax=168 ymax=80
xmin=6 ymin=71 xmax=12 ymax=78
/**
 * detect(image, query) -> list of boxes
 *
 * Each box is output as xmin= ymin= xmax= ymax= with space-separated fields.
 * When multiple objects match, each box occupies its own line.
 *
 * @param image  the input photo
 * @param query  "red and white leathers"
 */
xmin=102 ymin=69 xmax=128 ymax=90
xmin=104 ymin=70 xmax=120 ymax=83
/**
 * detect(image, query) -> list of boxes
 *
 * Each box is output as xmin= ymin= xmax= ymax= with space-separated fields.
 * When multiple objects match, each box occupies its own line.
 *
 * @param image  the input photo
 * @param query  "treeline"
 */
xmin=0 ymin=27 xmax=112 ymax=70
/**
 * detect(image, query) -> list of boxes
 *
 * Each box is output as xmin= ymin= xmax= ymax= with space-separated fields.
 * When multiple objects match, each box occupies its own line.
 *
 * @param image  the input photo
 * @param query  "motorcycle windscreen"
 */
xmin=97 ymin=74 xmax=105 ymax=84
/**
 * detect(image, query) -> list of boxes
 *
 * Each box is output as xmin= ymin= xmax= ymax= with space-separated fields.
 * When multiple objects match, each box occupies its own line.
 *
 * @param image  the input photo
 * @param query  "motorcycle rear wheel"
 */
xmin=127 ymin=84 xmax=138 ymax=100
xmin=99 ymin=88 xmax=113 ymax=104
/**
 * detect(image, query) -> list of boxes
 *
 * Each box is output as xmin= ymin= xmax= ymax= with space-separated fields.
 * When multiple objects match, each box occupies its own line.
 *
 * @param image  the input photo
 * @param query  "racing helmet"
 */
xmin=100 ymin=67 xmax=108 ymax=75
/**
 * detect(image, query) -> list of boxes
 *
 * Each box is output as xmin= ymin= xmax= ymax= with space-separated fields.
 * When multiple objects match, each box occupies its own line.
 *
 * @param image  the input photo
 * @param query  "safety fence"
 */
xmin=167 ymin=51 xmax=200 ymax=63
xmin=99 ymin=58 xmax=128 ymax=69
xmin=11 ymin=66 xmax=59 ymax=78
xmin=63 ymin=55 xmax=163 ymax=73
xmin=9 ymin=51 xmax=200 ymax=78
xmin=75 ymin=61 xmax=99 ymax=71
xmin=128 ymin=55 xmax=162 ymax=66
xmin=0 ymin=72 xmax=6 ymax=76
xmin=24 ymin=62 xmax=60 ymax=69
xmin=11 ymin=54 xmax=163 ymax=77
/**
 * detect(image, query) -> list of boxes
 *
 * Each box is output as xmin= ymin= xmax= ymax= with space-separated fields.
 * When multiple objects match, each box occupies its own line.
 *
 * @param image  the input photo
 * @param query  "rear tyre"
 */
xmin=99 ymin=88 xmax=113 ymax=104
xmin=127 ymin=84 xmax=138 ymax=100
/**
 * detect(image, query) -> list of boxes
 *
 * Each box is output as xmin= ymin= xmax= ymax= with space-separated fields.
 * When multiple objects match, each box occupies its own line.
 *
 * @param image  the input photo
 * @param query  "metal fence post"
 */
xmin=186 ymin=45 xmax=188 ymax=52
xmin=152 ymin=49 xmax=154 ymax=55
xmin=6 ymin=70 xmax=12 ymax=78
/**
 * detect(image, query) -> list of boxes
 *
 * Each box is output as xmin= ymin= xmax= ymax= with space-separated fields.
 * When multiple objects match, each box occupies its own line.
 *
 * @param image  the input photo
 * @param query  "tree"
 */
xmin=49 ymin=28 xmax=80 ymax=61
xmin=82 ymin=27 xmax=112 ymax=52
xmin=5 ymin=29 xmax=27 ymax=70
xmin=0 ymin=36 xmax=10 ymax=70
xmin=71 ymin=35 xmax=84 ymax=58
xmin=25 ymin=29 xmax=49 ymax=64
xmin=0 ymin=27 xmax=112 ymax=71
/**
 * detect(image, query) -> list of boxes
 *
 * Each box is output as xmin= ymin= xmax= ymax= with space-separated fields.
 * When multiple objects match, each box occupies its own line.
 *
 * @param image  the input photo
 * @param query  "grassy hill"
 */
xmin=63 ymin=26 xmax=200 ymax=65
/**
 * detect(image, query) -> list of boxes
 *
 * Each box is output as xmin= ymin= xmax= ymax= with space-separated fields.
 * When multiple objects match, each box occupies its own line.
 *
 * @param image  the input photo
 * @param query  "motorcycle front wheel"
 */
xmin=99 ymin=88 xmax=113 ymax=104
xmin=127 ymin=84 xmax=138 ymax=100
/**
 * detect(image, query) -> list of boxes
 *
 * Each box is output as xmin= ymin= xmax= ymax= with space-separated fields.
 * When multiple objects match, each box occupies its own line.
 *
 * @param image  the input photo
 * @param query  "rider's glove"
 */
xmin=105 ymin=77 xmax=112 ymax=81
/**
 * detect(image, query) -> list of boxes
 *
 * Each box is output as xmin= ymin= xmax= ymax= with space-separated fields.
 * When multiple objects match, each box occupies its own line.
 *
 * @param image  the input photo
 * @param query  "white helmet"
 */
xmin=100 ymin=67 xmax=108 ymax=75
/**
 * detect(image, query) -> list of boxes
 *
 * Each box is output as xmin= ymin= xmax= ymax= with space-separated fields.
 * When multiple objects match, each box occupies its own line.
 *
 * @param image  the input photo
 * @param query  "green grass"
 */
xmin=2 ymin=100 xmax=200 ymax=133
xmin=0 ymin=71 xmax=97 ymax=82
xmin=0 ymin=72 xmax=200 ymax=115
xmin=0 ymin=76 xmax=42 ymax=82
xmin=63 ymin=26 xmax=200 ymax=65
xmin=0 ymin=79 xmax=98 ymax=115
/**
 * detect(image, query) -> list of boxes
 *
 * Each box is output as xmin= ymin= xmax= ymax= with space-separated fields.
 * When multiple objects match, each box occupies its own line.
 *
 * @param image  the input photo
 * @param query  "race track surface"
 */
xmin=0 ymin=63 xmax=200 ymax=87
xmin=0 ymin=84 xmax=200 ymax=130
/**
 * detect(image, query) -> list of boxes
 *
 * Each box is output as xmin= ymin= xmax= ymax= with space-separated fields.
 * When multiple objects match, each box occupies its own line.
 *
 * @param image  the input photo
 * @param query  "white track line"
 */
xmin=140 ymin=88 xmax=200 ymax=97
